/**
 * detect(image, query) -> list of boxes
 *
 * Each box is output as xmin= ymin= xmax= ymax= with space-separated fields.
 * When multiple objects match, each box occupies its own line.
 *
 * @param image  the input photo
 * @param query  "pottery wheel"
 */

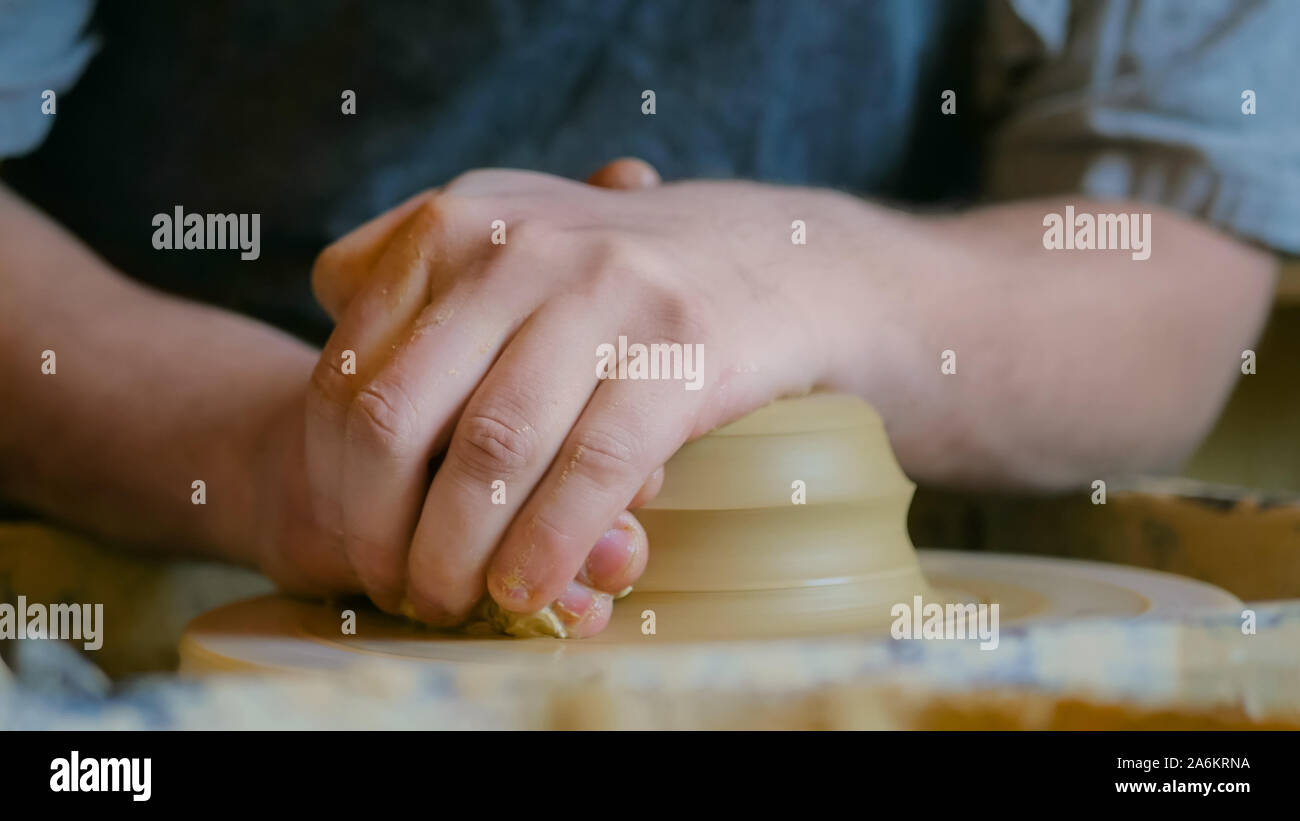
xmin=180 ymin=394 xmax=1240 ymax=674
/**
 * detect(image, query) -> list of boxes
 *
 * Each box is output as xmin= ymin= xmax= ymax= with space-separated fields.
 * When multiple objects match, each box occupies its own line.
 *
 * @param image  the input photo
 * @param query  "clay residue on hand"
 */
xmin=400 ymin=585 xmax=633 ymax=640
xmin=465 ymin=596 xmax=569 ymax=638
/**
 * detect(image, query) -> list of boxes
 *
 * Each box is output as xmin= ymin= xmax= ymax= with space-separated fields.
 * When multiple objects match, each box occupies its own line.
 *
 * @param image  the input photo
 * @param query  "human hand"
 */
xmin=303 ymin=162 xmax=837 ymax=634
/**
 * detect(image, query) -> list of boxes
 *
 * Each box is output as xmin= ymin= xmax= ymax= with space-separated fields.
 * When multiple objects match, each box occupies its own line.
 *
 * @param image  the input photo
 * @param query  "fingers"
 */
xmin=312 ymin=159 xmax=659 ymax=321
xmin=402 ymin=305 xmax=605 ymax=622
xmin=488 ymin=378 xmax=704 ymax=613
xmin=585 ymin=157 xmax=661 ymax=190
xmin=550 ymin=580 xmax=615 ymax=638
xmin=306 ymin=163 xmax=673 ymax=631
xmin=305 ymin=202 xmax=448 ymax=544
xmin=307 ymin=210 xmax=534 ymax=611
xmin=575 ymin=509 xmax=648 ymax=594
xmin=550 ymin=513 xmax=648 ymax=636
xmin=501 ymin=514 xmax=648 ymax=639
xmin=628 ymin=467 xmax=665 ymax=509
xmin=311 ymin=189 xmax=434 ymax=320
xmin=336 ymin=289 xmax=518 ymax=611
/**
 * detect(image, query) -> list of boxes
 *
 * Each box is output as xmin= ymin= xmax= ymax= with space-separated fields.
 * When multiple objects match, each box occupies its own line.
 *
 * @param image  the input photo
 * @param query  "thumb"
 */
xmin=585 ymin=157 xmax=661 ymax=190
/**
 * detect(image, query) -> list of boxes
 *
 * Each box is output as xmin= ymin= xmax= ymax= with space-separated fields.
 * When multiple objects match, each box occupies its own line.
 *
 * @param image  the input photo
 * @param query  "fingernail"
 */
xmin=583 ymin=518 xmax=639 ymax=585
xmin=551 ymin=581 xmax=597 ymax=626
xmin=494 ymin=581 xmax=530 ymax=607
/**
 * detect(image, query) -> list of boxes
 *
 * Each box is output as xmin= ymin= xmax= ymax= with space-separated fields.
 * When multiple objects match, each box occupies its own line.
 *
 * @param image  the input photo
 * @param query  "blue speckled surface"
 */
xmin=3 ymin=601 xmax=1297 ymax=729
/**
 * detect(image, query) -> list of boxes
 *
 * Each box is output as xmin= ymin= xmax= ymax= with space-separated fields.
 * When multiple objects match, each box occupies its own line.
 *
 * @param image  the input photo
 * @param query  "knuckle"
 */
xmin=405 ymin=196 xmax=456 ymax=252
xmin=594 ymin=234 xmax=643 ymax=270
xmin=312 ymin=190 xmax=444 ymax=309
xmin=310 ymin=243 xmax=346 ymax=304
xmin=451 ymin=408 xmax=538 ymax=482
xmin=347 ymin=383 xmax=419 ymax=456
xmin=409 ymin=301 xmax=458 ymax=336
xmin=411 ymin=192 xmax=448 ymax=227
xmin=576 ymin=236 xmax=639 ymax=294
xmin=504 ymin=217 xmax=559 ymax=254
xmin=445 ymin=168 xmax=552 ymax=196
xmin=523 ymin=509 xmax=580 ymax=572
xmin=309 ymin=355 xmax=352 ymax=408
xmin=442 ymin=168 xmax=502 ymax=195
xmin=571 ymin=424 xmax=642 ymax=486
xmin=649 ymin=286 xmax=710 ymax=345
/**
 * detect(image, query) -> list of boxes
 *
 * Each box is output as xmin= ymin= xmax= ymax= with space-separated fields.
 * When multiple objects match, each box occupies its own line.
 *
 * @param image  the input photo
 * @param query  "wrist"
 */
xmin=132 ymin=309 xmax=316 ymax=568
xmin=795 ymin=191 xmax=938 ymax=399
xmin=201 ymin=375 xmax=311 ymax=568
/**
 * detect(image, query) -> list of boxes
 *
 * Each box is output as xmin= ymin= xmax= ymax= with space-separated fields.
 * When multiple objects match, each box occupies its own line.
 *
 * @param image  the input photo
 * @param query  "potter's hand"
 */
xmin=305 ymin=165 xmax=833 ymax=634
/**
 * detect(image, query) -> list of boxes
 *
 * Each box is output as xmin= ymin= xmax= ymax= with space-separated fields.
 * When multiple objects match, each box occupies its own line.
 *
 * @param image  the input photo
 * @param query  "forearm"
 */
xmin=812 ymin=194 xmax=1278 ymax=489
xmin=0 ymin=184 xmax=315 ymax=561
